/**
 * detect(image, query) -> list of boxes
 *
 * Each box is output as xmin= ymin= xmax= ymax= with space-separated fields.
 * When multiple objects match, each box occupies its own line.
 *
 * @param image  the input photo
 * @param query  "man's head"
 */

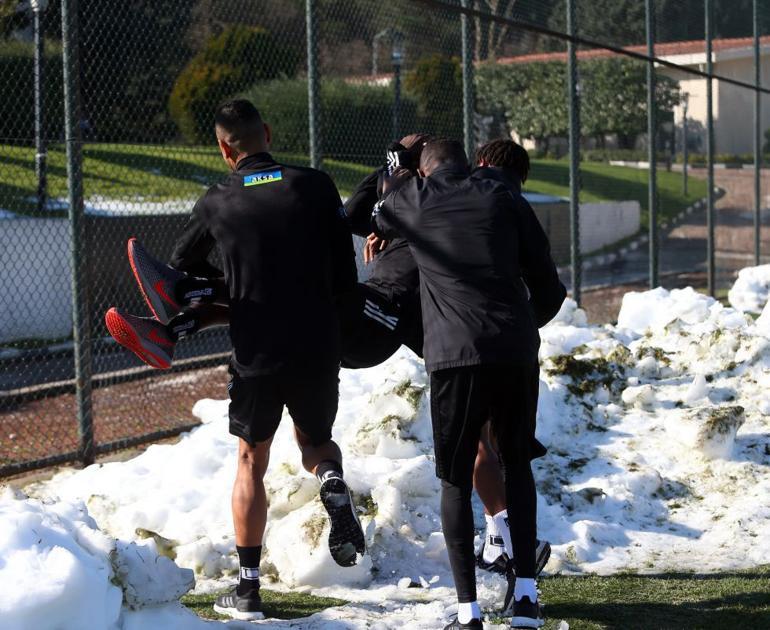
xmin=214 ymin=99 xmax=271 ymax=170
xmin=400 ymin=132 xmax=432 ymax=166
xmin=475 ymin=138 xmax=530 ymax=184
xmin=418 ymin=138 xmax=469 ymax=177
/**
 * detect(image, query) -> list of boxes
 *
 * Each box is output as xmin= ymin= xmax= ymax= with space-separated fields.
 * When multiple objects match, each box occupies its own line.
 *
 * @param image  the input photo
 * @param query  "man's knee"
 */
xmin=237 ymin=438 xmax=271 ymax=478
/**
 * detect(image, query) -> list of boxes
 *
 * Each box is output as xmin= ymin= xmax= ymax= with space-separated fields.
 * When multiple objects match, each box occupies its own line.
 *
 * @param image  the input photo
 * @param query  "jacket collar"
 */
xmin=235 ymin=152 xmax=276 ymax=172
xmin=428 ymin=163 xmax=470 ymax=179
xmin=473 ymin=166 xmax=522 ymax=193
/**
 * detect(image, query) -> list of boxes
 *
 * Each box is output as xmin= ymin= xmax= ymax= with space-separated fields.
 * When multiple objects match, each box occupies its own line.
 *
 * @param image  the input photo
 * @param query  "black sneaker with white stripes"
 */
xmin=475 ymin=534 xmax=509 ymax=575
xmin=213 ymin=586 xmax=264 ymax=621
xmin=510 ymin=596 xmax=544 ymax=629
xmin=443 ymin=615 xmax=483 ymax=629
xmin=319 ymin=476 xmax=366 ymax=567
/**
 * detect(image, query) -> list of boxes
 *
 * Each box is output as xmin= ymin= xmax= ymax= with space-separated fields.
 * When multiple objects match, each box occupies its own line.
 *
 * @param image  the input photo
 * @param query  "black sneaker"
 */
xmin=443 ymin=615 xmax=484 ymax=629
xmin=476 ymin=535 xmax=509 ymax=575
xmin=510 ymin=596 xmax=544 ymax=628
xmin=213 ymin=586 xmax=264 ymax=621
xmin=319 ymin=476 xmax=366 ymax=566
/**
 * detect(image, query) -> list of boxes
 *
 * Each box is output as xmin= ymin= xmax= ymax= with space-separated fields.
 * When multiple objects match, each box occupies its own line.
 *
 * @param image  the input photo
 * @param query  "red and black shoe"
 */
xmin=105 ymin=308 xmax=175 ymax=369
xmin=127 ymin=237 xmax=185 ymax=324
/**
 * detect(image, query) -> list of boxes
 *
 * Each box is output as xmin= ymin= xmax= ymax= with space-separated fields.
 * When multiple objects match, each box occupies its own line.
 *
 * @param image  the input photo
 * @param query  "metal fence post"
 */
xmin=705 ymin=0 xmax=715 ymax=296
xmin=461 ymin=0 xmax=475 ymax=158
xmin=567 ymin=0 xmax=581 ymax=306
xmin=646 ymin=0 xmax=658 ymax=288
xmin=306 ymin=0 xmax=321 ymax=169
xmin=754 ymin=0 xmax=762 ymax=266
xmin=61 ymin=0 xmax=94 ymax=466
xmin=32 ymin=1 xmax=47 ymax=215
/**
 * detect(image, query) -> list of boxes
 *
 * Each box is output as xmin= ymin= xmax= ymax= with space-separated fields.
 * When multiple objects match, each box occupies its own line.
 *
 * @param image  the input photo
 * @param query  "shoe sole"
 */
xmin=511 ymin=617 xmax=544 ymax=629
xmin=127 ymin=237 xmax=178 ymax=324
xmin=212 ymin=604 xmax=265 ymax=621
xmin=319 ymin=478 xmax=366 ymax=567
xmin=105 ymin=308 xmax=171 ymax=370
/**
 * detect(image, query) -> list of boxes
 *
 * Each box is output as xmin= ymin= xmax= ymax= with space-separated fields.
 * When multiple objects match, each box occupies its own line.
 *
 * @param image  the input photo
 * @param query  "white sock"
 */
xmin=492 ymin=509 xmax=513 ymax=559
xmin=457 ymin=601 xmax=481 ymax=624
xmin=482 ymin=514 xmax=504 ymax=563
xmin=513 ymin=577 xmax=538 ymax=603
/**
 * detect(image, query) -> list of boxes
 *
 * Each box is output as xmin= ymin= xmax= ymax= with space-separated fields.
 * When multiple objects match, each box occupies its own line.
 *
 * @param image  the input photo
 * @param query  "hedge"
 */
xmin=170 ymin=26 xmax=299 ymax=143
xmin=242 ymin=77 xmax=418 ymax=164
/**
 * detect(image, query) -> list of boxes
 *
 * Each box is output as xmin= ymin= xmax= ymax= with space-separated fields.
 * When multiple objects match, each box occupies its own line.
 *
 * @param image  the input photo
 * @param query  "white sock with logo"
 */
xmin=492 ymin=509 xmax=513 ymax=560
xmin=482 ymin=514 xmax=504 ymax=563
xmin=457 ymin=600 xmax=481 ymax=624
xmin=513 ymin=577 xmax=538 ymax=603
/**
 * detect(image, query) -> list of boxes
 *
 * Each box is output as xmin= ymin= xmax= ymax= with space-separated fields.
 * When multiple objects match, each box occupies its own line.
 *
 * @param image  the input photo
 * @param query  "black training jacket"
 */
xmin=170 ymin=152 xmax=357 ymax=376
xmin=373 ymin=165 xmax=540 ymax=372
xmin=471 ymin=167 xmax=567 ymax=327
xmin=343 ymin=167 xmax=419 ymax=304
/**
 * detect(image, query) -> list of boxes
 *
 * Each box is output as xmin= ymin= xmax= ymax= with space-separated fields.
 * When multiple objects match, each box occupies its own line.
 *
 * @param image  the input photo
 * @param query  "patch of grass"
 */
xmin=181 ymin=588 xmax=348 ymax=621
xmin=0 ymin=144 xmax=371 ymax=216
xmin=524 ymin=569 xmax=770 ymax=629
xmin=526 ymin=159 xmax=709 ymax=228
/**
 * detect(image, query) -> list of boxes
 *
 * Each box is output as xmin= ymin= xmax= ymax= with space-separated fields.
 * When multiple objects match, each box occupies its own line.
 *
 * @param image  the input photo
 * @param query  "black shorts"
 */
xmin=429 ymin=363 xmax=546 ymax=485
xmin=338 ymin=284 xmax=423 ymax=369
xmin=228 ymin=365 xmax=339 ymax=446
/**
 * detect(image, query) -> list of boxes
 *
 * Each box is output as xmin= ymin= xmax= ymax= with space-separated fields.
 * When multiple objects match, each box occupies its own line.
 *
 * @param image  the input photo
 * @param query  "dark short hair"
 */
xmin=420 ymin=138 xmax=468 ymax=172
xmin=214 ymin=99 xmax=263 ymax=131
xmin=475 ymin=139 xmax=530 ymax=183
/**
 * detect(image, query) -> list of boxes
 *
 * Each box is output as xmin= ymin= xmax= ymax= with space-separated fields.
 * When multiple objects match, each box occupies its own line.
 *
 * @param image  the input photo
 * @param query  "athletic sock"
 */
xmin=166 ymin=309 xmax=200 ymax=341
xmin=236 ymin=545 xmax=262 ymax=596
xmin=492 ymin=509 xmax=513 ymax=560
xmin=315 ymin=459 xmax=344 ymax=483
xmin=457 ymin=601 xmax=481 ymax=624
xmin=175 ymin=276 xmax=221 ymax=305
xmin=482 ymin=513 xmax=504 ymax=563
xmin=513 ymin=577 xmax=537 ymax=603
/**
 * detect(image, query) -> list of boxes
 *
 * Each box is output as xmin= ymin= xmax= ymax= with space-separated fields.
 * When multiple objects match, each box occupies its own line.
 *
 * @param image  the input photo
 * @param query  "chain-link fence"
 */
xmin=1 ymin=0 xmax=768 ymax=476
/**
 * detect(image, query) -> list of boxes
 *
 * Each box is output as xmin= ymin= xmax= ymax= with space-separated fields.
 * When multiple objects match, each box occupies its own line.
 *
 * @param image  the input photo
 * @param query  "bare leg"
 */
xmin=293 ymin=426 xmax=342 ymax=475
xmin=232 ymin=437 xmax=273 ymax=546
xmin=473 ymin=422 xmax=507 ymax=516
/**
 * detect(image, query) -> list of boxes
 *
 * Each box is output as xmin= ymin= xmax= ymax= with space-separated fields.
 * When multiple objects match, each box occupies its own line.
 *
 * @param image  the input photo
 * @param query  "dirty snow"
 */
xmin=5 ymin=277 xmax=770 ymax=629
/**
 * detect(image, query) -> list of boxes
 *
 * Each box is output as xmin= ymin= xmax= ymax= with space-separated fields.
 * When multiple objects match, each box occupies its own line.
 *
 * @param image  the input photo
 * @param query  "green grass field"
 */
xmin=184 ymin=569 xmax=770 ymax=629
xmin=1 ymin=144 xmax=705 ymax=227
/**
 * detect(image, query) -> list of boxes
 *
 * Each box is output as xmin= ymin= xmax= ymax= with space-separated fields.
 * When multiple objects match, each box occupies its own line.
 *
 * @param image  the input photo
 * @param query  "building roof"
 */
xmin=496 ymin=34 xmax=770 ymax=66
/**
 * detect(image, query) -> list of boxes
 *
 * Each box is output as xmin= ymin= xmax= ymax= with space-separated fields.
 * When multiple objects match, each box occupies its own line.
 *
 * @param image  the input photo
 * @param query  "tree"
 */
xmin=169 ymin=25 xmax=299 ymax=143
xmin=476 ymin=57 xmax=681 ymax=149
xmin=405 ymin=54 xmax=463 ymax=138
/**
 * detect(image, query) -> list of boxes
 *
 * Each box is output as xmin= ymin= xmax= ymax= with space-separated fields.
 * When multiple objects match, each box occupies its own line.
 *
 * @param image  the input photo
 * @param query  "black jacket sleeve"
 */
xmin=344 ymin=168 xmax=384 ymax=237
xmin=515 ymin=196 xmax=566 ymax=327
xmin=169 ymin=198 xmax=223 ymax=278
xmin=371 ymin=189 xmax=403 ymax=240
xmin=322 ymin=174 xmax=358 ymax=296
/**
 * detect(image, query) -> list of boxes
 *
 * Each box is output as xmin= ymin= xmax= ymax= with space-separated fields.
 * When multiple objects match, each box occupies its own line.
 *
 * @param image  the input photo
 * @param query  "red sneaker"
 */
xmin=105 ymin=307 xmax=175 ymax=369
xmin=127 ymin=238 xmax=185 ymax=324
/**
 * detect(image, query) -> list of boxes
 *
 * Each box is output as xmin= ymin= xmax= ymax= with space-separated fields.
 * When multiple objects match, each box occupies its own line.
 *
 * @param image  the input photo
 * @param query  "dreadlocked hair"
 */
xmin=475 ymin=138 xmax=530 ymax=183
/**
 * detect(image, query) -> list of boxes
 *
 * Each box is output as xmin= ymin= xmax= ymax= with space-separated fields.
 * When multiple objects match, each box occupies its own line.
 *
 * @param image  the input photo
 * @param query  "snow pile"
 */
xmin=16 ymin=278 xmax=770 ymax=628
xmin=728 ymin=264 xmax=770 ymax=313
xmin=0 ymin=487 xmax=213 ymax=630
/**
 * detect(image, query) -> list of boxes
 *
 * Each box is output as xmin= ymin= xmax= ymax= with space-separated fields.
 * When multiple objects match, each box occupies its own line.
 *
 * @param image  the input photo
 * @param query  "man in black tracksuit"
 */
xmin=373 ymin=139 xmax=547 ymax=629
xmin=107 ymin=100 xmax=365 ymax=621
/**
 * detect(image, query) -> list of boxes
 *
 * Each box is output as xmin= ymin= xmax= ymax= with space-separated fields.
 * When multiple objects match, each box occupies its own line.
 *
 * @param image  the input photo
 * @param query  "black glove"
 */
xmin=386 ymin=141 xmax=413 ymax=176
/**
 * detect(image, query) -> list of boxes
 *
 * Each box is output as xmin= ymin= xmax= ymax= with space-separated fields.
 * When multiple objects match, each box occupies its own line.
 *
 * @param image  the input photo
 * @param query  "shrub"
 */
xmin=0 ymin=43 xmax=64 ymax=143
xmin=243 ymin=77 xmax=418 ymax=164
xmin=404 ymin=54 xmax=463 ymax=139
xmin=170 ymin=26 xmax=299 ymax=143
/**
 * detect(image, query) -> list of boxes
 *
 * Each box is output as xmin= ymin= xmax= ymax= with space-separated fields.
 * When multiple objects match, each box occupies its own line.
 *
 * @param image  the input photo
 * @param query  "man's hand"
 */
xmin=381 ymin=166 xmax=412 ymax=196
xmin=364 ymin=232 xmax=389 ymax=265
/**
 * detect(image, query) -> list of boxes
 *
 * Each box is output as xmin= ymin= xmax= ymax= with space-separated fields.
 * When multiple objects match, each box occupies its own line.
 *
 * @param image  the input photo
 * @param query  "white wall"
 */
xmin=0 ymin=218 xmax=72 ymax=343
xmin=579 ymin=201 xmax=641 ymax=254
